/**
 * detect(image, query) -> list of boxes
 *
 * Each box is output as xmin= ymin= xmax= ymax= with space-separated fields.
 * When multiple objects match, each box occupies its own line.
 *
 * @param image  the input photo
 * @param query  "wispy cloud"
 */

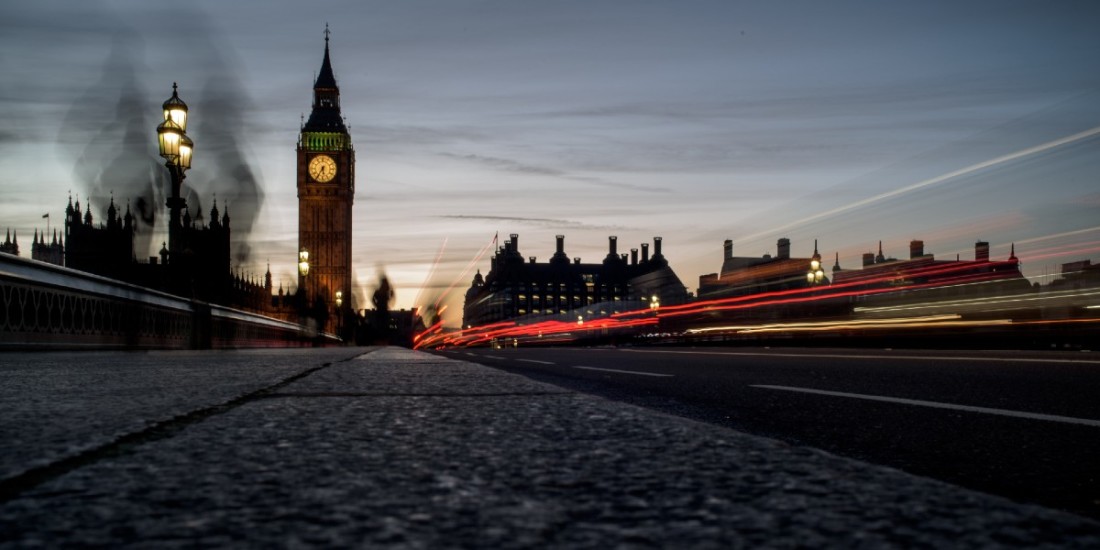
xmin=439 ymin=152 xmax=669 ymax=193
xmin=439 ymin=214 xmax=632 ymax=232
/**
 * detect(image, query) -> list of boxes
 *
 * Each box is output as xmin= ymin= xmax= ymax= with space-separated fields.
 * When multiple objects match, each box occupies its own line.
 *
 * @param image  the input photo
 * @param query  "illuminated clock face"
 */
xmin=308 ymin=155 xmax=337 ymax=183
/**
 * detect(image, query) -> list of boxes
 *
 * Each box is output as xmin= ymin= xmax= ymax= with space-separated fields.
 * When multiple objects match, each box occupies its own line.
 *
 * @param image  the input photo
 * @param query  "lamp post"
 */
xmin=807 ymin=239 xmax=825 ymax=285
xmin=335 ymin=290 xmax=344 ymax=339
xmin=649 ymin=294 xmax=661 ymax=334
xmin=298 ymin=247 xmax=310 ymax=296
xmin=297 ymin=247 xmax=310 ymax=319
xmin=157 ymin=83 xmax=192 ymax=262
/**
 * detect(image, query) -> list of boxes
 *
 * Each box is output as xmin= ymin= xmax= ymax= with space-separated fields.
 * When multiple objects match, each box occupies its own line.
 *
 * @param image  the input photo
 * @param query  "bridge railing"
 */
xmin=0 ymin=253 xmax=321 ymax=350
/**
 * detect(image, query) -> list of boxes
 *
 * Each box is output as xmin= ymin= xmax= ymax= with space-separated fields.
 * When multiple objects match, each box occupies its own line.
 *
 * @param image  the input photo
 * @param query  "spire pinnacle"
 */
xmin=314 ymin=26 xmax=338 ymax=89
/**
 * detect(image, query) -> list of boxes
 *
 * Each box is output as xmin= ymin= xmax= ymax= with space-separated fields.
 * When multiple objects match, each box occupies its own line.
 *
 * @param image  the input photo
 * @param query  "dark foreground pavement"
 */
xmin=1 ymin=347 xmax=1098 ymax=547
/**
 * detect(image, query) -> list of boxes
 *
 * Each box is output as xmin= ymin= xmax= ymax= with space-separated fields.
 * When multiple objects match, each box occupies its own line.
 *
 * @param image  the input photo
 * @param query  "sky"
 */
xmin=2 ymin=1 xmax=1099 ymax=322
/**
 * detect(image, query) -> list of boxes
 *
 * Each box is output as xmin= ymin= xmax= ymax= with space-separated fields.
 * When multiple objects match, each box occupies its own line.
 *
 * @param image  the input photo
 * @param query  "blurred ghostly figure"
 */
xmin=371 ymin=274 xmax=395 ymax=342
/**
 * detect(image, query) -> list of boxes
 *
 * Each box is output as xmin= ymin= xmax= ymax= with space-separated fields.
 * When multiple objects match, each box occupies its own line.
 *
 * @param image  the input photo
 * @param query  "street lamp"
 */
xmin=298 ymin=248 xmax=310 ymax=277
xmin=334 ymin=290 xmax=344 ymax=340
xmin=807 ymin=239 xmax=825 ymax=285
xmin=298 ymin=247 xmax=310 ymax=298
xmin=296 ymin=246 xmax=309 ymax=309
xmin=157 ymin=83 xmax=191 ymax=262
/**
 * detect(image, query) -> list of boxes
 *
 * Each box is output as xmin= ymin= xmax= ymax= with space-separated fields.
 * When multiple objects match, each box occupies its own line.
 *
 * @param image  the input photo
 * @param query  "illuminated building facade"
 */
xmin=463 ymin=234 xmax=689 ymax=328
xmin=297 ymin=30 xmax=355 ymax=321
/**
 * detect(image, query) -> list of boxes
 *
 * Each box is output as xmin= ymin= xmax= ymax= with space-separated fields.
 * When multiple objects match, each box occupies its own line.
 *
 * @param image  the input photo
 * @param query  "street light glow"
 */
xmin=298 ymin=248 xmax=310 ymax=277
xmin=157 ymin=118 xmax=183 ymax=161
xmin=179 ymin=135 xmax=193 ymax=170
xmin=162 ymin=82 xmax=189 ymax=131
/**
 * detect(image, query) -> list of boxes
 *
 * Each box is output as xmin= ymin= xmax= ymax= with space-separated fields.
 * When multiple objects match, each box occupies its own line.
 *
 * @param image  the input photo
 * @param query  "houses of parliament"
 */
xmin=0 ymin=32 xmax=357 ymax=335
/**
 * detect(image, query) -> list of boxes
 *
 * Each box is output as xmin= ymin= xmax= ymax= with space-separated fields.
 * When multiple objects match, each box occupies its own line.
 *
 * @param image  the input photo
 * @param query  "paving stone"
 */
xmin=1 ymin=347 xmax=1098 ymax=547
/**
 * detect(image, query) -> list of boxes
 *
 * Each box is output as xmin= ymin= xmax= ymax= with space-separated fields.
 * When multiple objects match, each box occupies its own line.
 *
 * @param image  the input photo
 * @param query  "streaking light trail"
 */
xmin=736 ymin=126 xmax=1100 ymax=244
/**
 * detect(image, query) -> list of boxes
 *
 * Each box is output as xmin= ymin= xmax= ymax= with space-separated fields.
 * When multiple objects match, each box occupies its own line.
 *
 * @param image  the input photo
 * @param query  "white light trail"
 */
xmin=737 ymin=125 xmax=1100 ymax=244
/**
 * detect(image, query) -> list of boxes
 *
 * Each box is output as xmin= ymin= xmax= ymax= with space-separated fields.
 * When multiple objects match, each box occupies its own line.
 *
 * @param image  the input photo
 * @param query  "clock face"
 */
xmin=308 ymin=155 xmax=337 ymax=183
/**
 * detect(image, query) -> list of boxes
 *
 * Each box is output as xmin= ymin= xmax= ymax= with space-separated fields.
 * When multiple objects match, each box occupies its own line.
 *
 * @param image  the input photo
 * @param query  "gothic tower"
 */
xmin=297 ymin=27 xmax=355 ymax=317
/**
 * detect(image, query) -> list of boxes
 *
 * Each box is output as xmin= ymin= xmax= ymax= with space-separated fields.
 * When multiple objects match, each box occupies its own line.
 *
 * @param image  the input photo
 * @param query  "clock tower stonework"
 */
xmin=298 ymin=30 xmax=354 ymax=320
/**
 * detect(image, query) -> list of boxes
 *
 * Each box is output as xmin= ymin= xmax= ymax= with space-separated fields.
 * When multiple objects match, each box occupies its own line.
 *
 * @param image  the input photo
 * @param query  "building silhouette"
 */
xmin=63 ymin=196 xmax=135 ymax=281
xmin=463 ymin=234 xmax=689 ymax=328
xmin=14 ymin=192 xmax=293 ymax=321
xmin=0 ymin=229 xmax=18 ymax=256
xmin=31 ymin=229 xmax=64 ymax=265
xmin=698 ymin=237 xmax=828 ymax=299
xmin=297 ymin=28 xmax=355 ymax=328
xmin=830 ymin=239 xmax=1026 ymax=289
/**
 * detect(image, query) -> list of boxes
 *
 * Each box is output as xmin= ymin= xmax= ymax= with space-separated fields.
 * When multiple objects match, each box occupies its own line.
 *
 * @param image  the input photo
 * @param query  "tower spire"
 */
xmin=303 ymin=24 xmax=345 ymax=134
xmin=314 ymin=25 xmax=337 ymax=89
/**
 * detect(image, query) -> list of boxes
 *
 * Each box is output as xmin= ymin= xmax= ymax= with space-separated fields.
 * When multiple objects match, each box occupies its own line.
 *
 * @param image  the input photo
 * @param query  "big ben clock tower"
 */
xmin=298 ymin=27 xmax=354 ymax=324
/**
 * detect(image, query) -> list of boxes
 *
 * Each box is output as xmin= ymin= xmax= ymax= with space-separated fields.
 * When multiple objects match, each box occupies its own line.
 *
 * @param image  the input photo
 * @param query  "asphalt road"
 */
xmin=433 ymin=345 xmax=1100 ymax=519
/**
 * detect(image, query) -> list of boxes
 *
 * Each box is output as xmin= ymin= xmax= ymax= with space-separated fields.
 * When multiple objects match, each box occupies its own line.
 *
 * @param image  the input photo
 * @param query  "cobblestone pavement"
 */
xmin=1 ymin=347 xmax=1098 ymax=547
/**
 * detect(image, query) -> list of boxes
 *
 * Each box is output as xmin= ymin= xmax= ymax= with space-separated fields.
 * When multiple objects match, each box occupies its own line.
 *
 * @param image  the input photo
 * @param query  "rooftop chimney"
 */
xmin=910 ymin=240 xmax=924 ymax=259
xmin=608 ymin=236 xmax=618 ymax=257
xmin=975 ymin=241 xmax=989 ymax=262
xmin=653 ymin=236 xmax=663 ymax=258
xmin=641 ymin=243 xmax=649 ymax=263
xmin=510 ymin=233 xmax=519 ymax=254
xmin=862 ymin=252 xmax=875 ymax=267
xmin=723 ymin=239 xmax=733 ymax=260
xmin=551 ymin=234 xmax=569 ymax=264
xmin=777 ymin=238 xmax=791 ymax=260
xmin=631 ymin=248 xmax=638 ymax=265
xmin=529 ymin=256 xmax=536 ymax=264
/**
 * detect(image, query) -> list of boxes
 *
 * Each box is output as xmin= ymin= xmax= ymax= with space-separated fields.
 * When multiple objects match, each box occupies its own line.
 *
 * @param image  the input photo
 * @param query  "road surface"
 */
xmin=434 ymin=345 xmax=1100 ymax=519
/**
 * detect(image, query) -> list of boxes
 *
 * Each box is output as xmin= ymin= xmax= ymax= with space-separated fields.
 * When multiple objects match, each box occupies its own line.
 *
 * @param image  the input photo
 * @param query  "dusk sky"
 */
xmin=2 ymin=1 xmax=1099 ymax=320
